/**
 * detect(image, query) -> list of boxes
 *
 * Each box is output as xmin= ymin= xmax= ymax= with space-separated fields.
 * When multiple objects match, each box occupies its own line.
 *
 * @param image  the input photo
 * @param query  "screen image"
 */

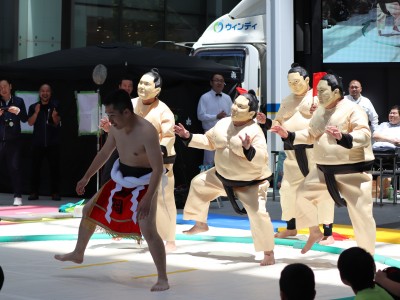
xmin=322 ymin=0 xmax=400 ymax=63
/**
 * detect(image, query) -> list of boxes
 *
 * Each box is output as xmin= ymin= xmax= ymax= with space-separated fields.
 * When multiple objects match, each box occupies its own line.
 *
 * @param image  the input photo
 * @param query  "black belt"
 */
xmin=163 ymin=155 xmax=176 ymax=164
xmin=317 ymin=161 xmax=374 ymax=207
xmin=215 ymin=171 xmax=268 ymax=215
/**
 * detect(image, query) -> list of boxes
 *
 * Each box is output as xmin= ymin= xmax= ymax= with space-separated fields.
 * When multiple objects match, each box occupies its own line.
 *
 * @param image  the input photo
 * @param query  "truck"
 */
xmin=191 ymin=13 xmax=266 ymax=106
xmin=190 ymin=0 xmax=294 ymax=152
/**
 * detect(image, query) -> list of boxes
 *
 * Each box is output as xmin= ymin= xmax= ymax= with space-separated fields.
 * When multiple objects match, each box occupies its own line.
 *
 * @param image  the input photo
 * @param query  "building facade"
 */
xmin=0 ymin=0 xmax=240 ymax=64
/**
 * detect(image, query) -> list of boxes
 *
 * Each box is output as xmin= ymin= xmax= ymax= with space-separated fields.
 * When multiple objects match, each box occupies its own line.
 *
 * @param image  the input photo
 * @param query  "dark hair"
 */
xmin=348 ymin=79 xmax=361 ymax=88
xmin=119 ymin=75 xmax=134 ymax=85
xmin=280 ymin=263 xmax=315 ymax=300
xmin=210 ymin=73 xmax=224 ymax=81
xmin=288 ymin=63 xmax=309 ymax=79
xmin=0 ymin=265 xmax=3 ymax=290
xmin=390 ymin=105 xmax=400 ymax=115
xmin=337 ymin=247 xmax=375 ymax=291
xmin=39 ymin=83 xmax=52 ymax=92
xmin=322 ymin=72 xmax=344 ymax=98
xmin=144 ymin=68 xmax=162 ymax=89
xmin=241 ymin=89 xmax=259 ymax=117
xmin=0 ymin=79 xmax=11 ymax=85
xmin=102 ymin=89 xmax=133 ymax=113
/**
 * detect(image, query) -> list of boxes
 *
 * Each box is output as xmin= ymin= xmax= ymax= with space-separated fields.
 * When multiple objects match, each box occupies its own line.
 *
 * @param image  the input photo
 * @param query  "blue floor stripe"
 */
xmin=177 ymin=213 xmax=286 ymax=231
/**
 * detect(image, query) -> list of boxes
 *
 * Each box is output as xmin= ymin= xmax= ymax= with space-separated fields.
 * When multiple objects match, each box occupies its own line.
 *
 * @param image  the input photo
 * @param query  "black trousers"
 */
xmin=0 ymin=140 xmax=23 ymax=197
xmin=30 ymin=144 xmax=60 ymax=195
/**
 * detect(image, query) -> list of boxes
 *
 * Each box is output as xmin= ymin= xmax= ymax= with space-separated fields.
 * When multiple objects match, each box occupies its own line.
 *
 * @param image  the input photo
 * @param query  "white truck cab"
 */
xmin=191 ymin=14 xmax=266 ymax=106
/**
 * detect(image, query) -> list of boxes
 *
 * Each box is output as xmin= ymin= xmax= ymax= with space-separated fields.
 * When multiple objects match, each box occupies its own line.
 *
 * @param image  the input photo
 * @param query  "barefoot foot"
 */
xmin=182 ymin=222 xmax=209 ymax=235
xmin=301 ymin=227 xmax=323 ymax=254
xmin=151 ymin=279 xmax=170 ymax=292
xmin=274 ymin=229 xmax=297 ymax=238
xmin=165 ymin=241 xmax=177 ymax=253
xmin=54 ymin=252 xmax=84 ymax=264
xmin=318 ymin=235 xmax=335 ymax=245
xmin=260 ymin=251 xmax=275 ymax=266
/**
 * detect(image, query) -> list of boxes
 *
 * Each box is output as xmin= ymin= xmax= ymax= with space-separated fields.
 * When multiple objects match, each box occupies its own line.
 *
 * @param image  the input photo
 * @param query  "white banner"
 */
xmin=15 ymin=91 xmax=39 ymax=134
xmin=77 ymin=92 xmax=99 ymax=135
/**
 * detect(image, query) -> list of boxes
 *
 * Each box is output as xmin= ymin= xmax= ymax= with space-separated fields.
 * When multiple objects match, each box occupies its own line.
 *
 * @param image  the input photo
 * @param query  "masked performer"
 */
xmin=55 ymin=89 xmax=169 ymax=292
xmin=268 ymin=64 xmax=334 ymax=244
xmin=174 ymin=91 xmax=275 ymax=266
xmin=272 ymin=73 xmax=376 ymax=255
xmin=132 ymin=69 xmax=177 ymax=252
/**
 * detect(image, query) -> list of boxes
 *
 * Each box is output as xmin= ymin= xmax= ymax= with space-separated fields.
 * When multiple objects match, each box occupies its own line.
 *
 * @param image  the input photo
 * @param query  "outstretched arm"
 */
xmin=76 ymin=130 xmax=116 ymax=195
xmin=173 ymin=123 xmax=190 ymax=139
xmin=270 ymin=125 xmax=289 ymax=139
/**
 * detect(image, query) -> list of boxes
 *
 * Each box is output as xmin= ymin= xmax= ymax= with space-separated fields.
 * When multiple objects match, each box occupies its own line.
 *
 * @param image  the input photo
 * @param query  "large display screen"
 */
xmin=322 ymin=1 xmax=400 ymax=63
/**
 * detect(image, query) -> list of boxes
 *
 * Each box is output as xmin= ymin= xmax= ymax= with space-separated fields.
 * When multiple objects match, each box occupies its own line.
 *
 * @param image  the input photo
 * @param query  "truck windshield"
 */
xmin=194 ymin=49 xmax=245 ymax=72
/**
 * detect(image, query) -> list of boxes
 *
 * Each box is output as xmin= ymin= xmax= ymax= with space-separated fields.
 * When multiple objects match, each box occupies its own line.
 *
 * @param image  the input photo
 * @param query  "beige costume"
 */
xmin=294 ymin=99 xmax=376 ymax=253
xmin=133 ymin=97 xmax=176 ymax=242
xmin=183 ymin=117 xmax=275 ymax=252
xmin=273 ymin=90 xmax=334 ymax=225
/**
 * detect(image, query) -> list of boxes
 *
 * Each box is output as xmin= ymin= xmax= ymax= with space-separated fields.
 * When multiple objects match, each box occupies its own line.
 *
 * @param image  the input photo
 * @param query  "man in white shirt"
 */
xmin=373 ymin=105 xmax=400 ymax=151
xmin=197 ymin=74 xmax=232 ymax=165
xmin=344 ymin=80 xmax=379 ymax=133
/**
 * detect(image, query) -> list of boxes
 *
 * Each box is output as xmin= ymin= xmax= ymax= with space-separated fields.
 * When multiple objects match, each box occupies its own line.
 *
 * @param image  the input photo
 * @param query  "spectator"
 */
xmin=376 ymin=267 xmax=400 ymax=299
xmin=0 ymin=79 xmax=28 ymax=206
xmin=197 ymin=73 xmax=232 ymax=166
xmin=344 ymin=80 xmax=379 ymax=133
xmin=117 ymin=75 xmax=134 ymax=97
xmin=338 ymin=247 xmax=394 ymax=299
xmin=0 ymin=266 xmax=3 ymax=291
xmin=280 ymin=263 xmax=316 ymax=300
xmin=373 ymin=105 xmax=400 ymax=151
xmin=27 ymin=84 xmax=62 ymax=201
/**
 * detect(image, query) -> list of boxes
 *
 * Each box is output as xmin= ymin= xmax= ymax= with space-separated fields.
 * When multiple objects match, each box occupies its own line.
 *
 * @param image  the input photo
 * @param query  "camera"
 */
xmin=0 ymin=106 xmax=9 ymax=112
xmin=5 ymin=118 xmax=14 ymax=127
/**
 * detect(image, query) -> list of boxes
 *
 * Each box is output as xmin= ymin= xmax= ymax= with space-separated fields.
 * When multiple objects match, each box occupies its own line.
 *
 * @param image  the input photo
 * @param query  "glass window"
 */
xmin=71 ymin=0 xmax=240 ymax=49
xmin=121 ymin=9 xmax=163 ymax=46
xmin=195 ymin=49 xmax=246 ymax=71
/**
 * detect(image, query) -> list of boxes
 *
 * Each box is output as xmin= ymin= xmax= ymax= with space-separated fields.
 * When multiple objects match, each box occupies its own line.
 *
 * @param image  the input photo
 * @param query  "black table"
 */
xmin=372 ymin=149 xmax=400 ymax=205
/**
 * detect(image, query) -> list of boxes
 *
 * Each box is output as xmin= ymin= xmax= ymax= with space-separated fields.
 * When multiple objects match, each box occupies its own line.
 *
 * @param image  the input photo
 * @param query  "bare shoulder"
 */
xmin=138 ymin=116 xmax=158 ymax=134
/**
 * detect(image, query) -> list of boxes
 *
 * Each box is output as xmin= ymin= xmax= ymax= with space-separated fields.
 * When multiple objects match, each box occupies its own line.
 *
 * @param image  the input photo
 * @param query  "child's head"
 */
xmin=0 ymin=265 xmax=3 ymax=290
xmin=337 ymin=247 xmax=375 ymax=292
xmin=280 ymin=263 xmax=316 ymax=300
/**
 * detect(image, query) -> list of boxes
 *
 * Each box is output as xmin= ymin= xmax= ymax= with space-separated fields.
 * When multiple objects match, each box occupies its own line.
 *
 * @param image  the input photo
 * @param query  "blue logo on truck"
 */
xmin=213 ymin=21 xmax=258 ymax=33
xmin=213 ymin=22 xmax=224 ymax=32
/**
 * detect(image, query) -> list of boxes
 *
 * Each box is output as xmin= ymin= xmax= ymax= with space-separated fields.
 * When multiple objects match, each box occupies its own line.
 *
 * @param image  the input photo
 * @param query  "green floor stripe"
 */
xmin=1 ymin=233 xmax=399 ymax=268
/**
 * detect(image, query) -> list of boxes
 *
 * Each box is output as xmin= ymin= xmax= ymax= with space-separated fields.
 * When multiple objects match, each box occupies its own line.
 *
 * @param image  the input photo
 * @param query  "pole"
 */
xmin=96 ymin=88 xmax=101 ymax=191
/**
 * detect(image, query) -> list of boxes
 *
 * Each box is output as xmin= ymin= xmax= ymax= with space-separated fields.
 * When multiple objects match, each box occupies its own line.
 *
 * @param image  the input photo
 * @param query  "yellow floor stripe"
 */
xmin=62 ymin=260 xmax=129 ymax=269
xmin=133 ymin=268 xmax=197 ymax=279
xmin=283 ymin=225 xmax=400 ymax=244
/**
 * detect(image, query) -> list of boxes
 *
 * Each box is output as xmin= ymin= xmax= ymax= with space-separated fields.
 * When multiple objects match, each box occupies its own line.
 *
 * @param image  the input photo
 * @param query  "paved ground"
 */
xmin=0 ymin=191 xmax=399 ymax=300
xmin=1 ymin=191 xmax=399 ymax=229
